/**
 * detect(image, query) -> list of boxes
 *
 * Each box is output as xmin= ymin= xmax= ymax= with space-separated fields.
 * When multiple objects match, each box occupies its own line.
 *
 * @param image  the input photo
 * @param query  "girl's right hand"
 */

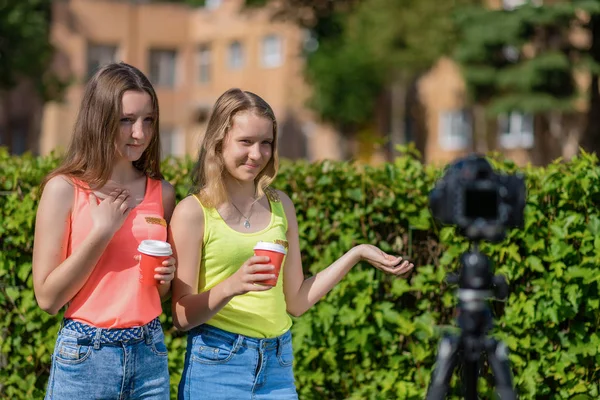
xmin=225 ymin=256 xmax=276 ymax=296
xmin=88 ymin=189 xmax=132 ymax=238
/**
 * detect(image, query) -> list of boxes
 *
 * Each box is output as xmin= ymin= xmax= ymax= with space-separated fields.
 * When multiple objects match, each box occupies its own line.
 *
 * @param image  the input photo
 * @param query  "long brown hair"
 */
xmin=191 ymin=88 xmax=279 ymax=207
xmin=43 ymin=62 xmax=162 ymax=190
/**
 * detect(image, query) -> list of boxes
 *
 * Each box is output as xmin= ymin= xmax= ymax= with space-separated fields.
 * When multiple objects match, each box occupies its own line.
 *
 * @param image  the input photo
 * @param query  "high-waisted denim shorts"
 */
xmin=178 ymin=324 xmax=298 ymax=400
xmin=45 ymin=318 xmax=170 ymax=399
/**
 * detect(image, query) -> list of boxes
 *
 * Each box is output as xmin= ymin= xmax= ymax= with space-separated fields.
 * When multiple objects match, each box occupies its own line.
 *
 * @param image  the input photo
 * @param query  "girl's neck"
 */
xmin=109 ymin=160 xmax=142 ymax=185
xmin=224 ymin=177 xmax=257 ymax=205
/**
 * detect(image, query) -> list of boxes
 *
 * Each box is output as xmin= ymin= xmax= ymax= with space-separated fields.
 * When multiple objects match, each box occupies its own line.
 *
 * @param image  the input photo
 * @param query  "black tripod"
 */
xmin=426 ymin=242 xmax=517 ymax=400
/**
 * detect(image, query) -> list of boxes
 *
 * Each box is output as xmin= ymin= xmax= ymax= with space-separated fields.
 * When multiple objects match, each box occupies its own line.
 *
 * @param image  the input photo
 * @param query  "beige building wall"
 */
xmin=41 ymin=0 xmax=324 ymax=161
xmin=417 ymin=58 xmax=470 ymax=165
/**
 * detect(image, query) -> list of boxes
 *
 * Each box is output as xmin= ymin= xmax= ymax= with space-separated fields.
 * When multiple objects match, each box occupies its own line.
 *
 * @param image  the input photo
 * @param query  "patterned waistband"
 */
xmin=62 ymin=318 xmax=161 ymax=346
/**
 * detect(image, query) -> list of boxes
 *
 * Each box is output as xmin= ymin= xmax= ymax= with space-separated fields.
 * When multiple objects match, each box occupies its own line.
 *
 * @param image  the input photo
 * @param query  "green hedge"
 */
xmin=1 ymin=145 xmax=599 ymax=399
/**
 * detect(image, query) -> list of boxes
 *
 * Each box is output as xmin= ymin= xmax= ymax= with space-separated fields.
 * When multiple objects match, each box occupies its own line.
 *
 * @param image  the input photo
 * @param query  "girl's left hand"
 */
xmin=358 ymin=244 xmax=414 ymax=277
xmin=155 ymin=256 xmax=176 ymax=285
xmin=133 ymin=255 xmax=177 ymax=285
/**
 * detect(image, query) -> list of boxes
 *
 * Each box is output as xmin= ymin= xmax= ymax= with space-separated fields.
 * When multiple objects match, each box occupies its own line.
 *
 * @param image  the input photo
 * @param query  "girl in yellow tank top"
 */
xmin=33 ymin=63 xmax=176 ymax=399
xmin=170 ymin=88 xmax=415 ymax=399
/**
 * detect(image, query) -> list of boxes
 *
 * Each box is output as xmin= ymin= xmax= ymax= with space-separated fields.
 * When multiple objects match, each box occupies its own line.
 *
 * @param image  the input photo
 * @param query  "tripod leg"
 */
xmin=485 ymin=338 xmax=517 ymax=400
xmin=462 ymin=358 xmax=480 ymax=400
xmin=426 ymin=335 xmax=460 ymax=400
xmin=462 ymin=335 xmax=483 ymax=400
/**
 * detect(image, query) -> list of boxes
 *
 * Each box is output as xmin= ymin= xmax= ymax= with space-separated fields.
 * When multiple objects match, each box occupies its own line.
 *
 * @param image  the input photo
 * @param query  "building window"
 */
xmin=161 ymin=127 xmax=185 ymax=158
xmin=498 ymin=112 xmax=534 ymax=149
xmin=0 ymin=118 xmax=29 ymax=155
xmin=502 ymin=45 xmax=520 ymax=62
xmin=197 ymin=45 xmax=211 ymax=84
xmin=205 ymin=0 xmax=222 ymax=9
xmin=439 ymin=110 xmax=472 ymax=151
xmin=261 ymin=35 xmax=283 ymax=68
xmin=228 ymin=41 xmax=244 ymax=70
xmin=302 ymin=29 xmax=319 ymax=53
xmin=502 ymin=0 xmax=542 ymax=10
xmin=149 ymin=49 xmax=177 ymax=88
xmin=87 ymin=43 xmax=117 ymax=79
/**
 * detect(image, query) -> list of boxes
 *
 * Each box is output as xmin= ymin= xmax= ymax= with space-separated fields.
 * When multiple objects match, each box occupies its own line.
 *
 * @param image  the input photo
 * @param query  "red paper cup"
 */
xmin=138 ymin=240 xmax=172 ymax=286
xmin=253 ymin=242 xmax=287 ymax=287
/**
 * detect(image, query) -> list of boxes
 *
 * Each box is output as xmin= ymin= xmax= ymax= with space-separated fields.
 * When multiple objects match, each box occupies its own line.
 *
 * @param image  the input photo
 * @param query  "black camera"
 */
xmin=428 ymin=154 xmax=526 ymax=242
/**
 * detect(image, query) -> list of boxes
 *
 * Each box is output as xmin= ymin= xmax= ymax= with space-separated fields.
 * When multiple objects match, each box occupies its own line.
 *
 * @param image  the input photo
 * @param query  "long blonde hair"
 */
xmin=191 ymin=88 xmax=279 ymax=207
xmin=43 ymin=62 xmax=162 ymax=190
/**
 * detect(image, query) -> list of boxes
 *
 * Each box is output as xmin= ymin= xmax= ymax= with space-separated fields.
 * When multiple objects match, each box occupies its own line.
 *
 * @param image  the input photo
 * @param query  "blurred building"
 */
xmin=402 ymin=55 xmax=541 ymax=166
xmin=398 ymin=0 xmax=590 ymax=166
xmin=11 ymin=0 xmax=589 ymax=165
xmin=41 ymin=0 xmax=343 ymax=161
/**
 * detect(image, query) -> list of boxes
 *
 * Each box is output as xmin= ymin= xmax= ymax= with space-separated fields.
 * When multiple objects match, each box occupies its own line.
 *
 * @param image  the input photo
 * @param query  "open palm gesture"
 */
xmin=358 ymin=244 xmax=414 ymax=276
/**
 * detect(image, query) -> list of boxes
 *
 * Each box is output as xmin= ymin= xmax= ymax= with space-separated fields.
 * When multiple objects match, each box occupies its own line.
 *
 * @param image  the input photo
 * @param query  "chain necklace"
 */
xmin=231 ymin=201 xmax=254 ymax=229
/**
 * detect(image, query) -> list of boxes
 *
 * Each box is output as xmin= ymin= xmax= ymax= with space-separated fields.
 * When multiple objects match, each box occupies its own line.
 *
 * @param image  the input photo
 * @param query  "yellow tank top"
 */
xmin=194 ymin=189 xmax=292 ymax=338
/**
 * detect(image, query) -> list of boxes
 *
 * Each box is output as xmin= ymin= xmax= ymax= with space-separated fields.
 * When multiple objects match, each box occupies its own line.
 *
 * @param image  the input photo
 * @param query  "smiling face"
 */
xmin=221 ymin=112 xmax=274 ymax=183
xmin=115 ymin=90 xmax=155 ymax=162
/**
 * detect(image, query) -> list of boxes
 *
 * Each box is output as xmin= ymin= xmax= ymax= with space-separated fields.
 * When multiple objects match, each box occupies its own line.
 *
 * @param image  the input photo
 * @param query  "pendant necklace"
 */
xmin=231 ymin=200 xmax=254 ymax=229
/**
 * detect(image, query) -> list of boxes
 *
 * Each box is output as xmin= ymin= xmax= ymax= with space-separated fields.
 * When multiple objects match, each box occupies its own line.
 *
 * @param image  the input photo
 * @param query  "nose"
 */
xmin=248 ymin=144 xmax=261 ymax=160
xmin=132 ymin=119 xmax=145 ymax=140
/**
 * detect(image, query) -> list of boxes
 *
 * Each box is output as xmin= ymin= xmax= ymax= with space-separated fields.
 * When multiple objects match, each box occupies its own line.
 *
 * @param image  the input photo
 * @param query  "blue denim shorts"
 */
xmin=45 ymin=318 xmax=170 ymax=400
xmin=178 ymin=324 xmax=298 ymax=400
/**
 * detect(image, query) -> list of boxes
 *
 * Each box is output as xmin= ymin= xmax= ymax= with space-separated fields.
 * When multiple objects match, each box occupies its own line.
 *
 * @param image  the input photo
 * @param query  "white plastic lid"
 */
xmin=253 ymin=241 xmax=287 ymax=255
xmin=138 ymin=240 xmax=172 ymax=256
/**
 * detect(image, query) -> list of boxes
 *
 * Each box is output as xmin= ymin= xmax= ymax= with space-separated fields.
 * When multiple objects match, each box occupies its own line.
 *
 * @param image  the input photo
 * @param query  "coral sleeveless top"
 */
xmin=196 ymin=189 xmax=293 ymax=338
xmin=64 ymin=176 xmax=166 ymax=328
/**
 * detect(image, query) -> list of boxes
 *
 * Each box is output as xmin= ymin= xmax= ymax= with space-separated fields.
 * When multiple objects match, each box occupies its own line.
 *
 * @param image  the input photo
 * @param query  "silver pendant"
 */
xmin=244 ymin=220 xmax=251 ymax=229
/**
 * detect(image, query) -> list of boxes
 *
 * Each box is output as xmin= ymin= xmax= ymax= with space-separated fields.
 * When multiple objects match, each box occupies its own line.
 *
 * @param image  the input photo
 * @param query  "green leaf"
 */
xmin=526 ymin=255 xmax=544 ymax=272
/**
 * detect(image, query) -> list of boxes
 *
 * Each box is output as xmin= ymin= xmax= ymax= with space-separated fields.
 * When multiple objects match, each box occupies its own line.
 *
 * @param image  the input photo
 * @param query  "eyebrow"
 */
xmin=120 ymin=112 xmax=155 ymax=117
xmin=238 ymin=135 xmax=274 ymax=141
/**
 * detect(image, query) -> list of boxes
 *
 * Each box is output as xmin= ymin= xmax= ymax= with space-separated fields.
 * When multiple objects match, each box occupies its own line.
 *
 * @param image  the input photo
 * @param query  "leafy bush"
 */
xmin=1 ymin=146 xmax=599 ymax=399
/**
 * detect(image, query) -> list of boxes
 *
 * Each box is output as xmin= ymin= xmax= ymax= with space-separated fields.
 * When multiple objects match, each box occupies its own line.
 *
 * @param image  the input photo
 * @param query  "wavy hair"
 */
xmin=43 ymin=62 xmax=162 ymax=190
xmin=191 ymin=88 xmax=279 ymax=207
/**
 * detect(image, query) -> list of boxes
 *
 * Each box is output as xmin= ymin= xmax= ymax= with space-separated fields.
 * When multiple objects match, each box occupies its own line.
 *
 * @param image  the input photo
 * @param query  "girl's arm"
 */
xmin=157 ymin=180 xmax=177 ymax=299
xmin=279 ymin=191 xmax=414 ymax=317
xmin=170 ymin=196 xmax=275 ymax=332
xmin=32 ymin=176 xmax=131 ymax=315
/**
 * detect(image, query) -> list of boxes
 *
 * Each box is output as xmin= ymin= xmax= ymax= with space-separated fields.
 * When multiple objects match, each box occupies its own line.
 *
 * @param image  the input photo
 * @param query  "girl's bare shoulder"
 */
xmin=43 ymin=175 xmax=75 ymax=200
xmin=172 ymin=195 xmax=205 ymax=222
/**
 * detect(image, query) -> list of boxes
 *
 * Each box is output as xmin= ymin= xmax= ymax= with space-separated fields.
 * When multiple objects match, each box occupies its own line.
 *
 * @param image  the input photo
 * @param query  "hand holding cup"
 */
xmin=253 ymin=242 xmax=287 ymax=287
xmin=225 ymin=255 xmax=277 ymax=296
xmin=154 ymin=256 xmax=176 ymax=285
xmin=138 ymin=240 xmax=173 ymax=286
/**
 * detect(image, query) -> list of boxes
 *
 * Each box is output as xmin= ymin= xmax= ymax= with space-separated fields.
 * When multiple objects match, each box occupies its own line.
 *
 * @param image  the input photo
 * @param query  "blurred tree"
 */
xmin=581 ymin=11 xmax=600 ymax=156
xmin=0 ymin=0 xmax=66 ymax=153
xmin=244 ymin=0 xmax=479 ymax=159
xmin=454 ymin=0 xmax=600 ymax=163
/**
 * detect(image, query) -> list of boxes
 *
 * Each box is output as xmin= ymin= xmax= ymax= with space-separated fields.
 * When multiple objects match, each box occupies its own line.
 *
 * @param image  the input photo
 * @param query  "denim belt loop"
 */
xmin=92 ymin=327 xmax=103 ymax=350
xmin=233 ymin=334 xmax=244 ymax=353
xmin=142 ymin=323 xmax=152 ymax=345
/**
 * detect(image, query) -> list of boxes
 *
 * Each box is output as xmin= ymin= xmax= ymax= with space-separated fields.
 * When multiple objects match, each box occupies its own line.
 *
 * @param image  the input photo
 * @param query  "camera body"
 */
xmin=429 ymin=154 xmax=526 ymax=242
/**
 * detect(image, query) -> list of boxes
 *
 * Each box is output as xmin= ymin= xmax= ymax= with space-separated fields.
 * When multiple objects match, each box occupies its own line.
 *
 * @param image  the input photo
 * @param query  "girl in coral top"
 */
xmin=32 ymin=62 xmax=176 ymax=399
xmin=169 ymin=88 xmax=414 ymax=399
